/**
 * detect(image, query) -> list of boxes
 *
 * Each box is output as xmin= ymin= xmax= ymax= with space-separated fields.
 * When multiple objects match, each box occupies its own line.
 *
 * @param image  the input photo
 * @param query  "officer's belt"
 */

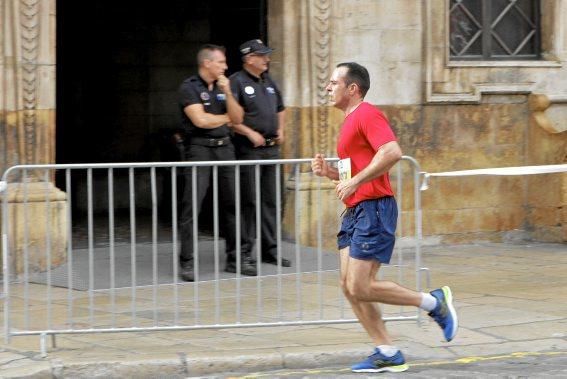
xmin=245 ymin=137 xmax=277 ymax=148
xmin=188 ymin=136 xmax=231 ymax=147
xmin=263 ymin=138 xmax=277 ymax=147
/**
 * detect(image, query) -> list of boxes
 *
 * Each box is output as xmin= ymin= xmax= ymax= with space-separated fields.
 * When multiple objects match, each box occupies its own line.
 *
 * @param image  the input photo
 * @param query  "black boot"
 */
xmin=180 ymin=260 xmax=194 ymax=282
xmin=262 ymin=254 xmax=292 ymax=267
xmin=225 ymin=256 xmax=257 ymax=276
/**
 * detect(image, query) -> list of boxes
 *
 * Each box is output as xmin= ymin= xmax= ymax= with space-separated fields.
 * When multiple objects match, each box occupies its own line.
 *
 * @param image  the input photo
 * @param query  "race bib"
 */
xmin=338 ymin=158 xmax=351 ymax=181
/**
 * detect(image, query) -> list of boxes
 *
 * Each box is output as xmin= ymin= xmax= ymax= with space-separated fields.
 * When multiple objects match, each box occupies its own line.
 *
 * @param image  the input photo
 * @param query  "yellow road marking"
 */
xmin=229 ymin=351 xmax=567 ymax=378
xmin=414 ymin=350 xmax=566 ymax=366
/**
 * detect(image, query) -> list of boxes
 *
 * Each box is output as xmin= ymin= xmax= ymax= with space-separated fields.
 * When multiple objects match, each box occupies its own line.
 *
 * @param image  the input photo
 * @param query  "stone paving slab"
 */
xmin=0 ymin=242 xmax=565 ymax=378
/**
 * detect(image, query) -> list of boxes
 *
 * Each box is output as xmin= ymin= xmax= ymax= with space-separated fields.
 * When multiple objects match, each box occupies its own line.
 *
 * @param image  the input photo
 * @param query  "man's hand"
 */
xmin=275 ymin=132 xmax=284 ymax=145
xmin=248 ymin=130 xmax=266 ymax=147
xmin=311 ymin=153 xmax=329 ymax=177
xmin=334 ymin=178 xmax=358 ymax=201
xmin=217 ymin=74 xmax=231 ymax=94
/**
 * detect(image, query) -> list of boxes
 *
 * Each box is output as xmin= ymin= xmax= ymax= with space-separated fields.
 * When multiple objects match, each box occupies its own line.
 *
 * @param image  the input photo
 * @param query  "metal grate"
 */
xmin=450 ymin=0 xmax=540 ymax=60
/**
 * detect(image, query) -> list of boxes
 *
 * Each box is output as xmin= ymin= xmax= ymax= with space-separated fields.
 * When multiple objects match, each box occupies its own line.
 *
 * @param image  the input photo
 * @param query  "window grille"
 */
xmin=449 ymin=0 xmax=540 ymax=60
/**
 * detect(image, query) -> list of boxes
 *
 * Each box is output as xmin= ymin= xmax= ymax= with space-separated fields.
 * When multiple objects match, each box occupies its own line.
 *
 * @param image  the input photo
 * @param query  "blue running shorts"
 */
xmin=337 ymin=197 xmax=398 ymax=263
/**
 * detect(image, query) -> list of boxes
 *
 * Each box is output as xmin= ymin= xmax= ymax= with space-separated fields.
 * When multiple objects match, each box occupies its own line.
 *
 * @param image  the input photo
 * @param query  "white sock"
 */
xmin=377 ymin=345 xmax=399 ymax=357
xmin=420 ymin=293 xmax=437 ymax=311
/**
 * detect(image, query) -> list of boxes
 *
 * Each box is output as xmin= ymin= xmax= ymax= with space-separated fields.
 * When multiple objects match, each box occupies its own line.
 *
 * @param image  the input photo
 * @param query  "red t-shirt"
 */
xmin=337 ymin=102 xmax=397 ymax=207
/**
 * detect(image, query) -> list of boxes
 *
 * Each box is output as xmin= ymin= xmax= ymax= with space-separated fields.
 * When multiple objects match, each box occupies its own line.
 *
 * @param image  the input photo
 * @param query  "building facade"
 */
xmin=1 ymin=0 xmax=566 ymax=254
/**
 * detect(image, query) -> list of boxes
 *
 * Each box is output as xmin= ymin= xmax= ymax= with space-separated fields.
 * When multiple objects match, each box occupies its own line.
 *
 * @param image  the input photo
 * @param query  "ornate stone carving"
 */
xmin=21 ymin=0 xmax=40 ymax=164
xmin=313 ymin=0 xmax=331 ymax=154
xmin=1 ymin=0 xmax=55 ymax=175
xmin=529 ymin=93 xmax=567 ymax=134
xmin=0 ymin=2 xmax=4 ymax=62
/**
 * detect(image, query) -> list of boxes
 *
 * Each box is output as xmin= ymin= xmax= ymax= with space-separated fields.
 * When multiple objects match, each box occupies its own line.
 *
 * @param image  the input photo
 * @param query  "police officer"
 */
xmin=178 ymin=44 xmax=257 ymax=281
xmin=230 ymin=39 xmax=291 ymax=268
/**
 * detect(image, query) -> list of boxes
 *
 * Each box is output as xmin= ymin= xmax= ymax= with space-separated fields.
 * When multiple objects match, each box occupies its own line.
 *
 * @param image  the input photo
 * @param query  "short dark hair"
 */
xmin=197 ymin=44 xmax=226 ymax=65
xmin=336 ymin=62 xmax=370 ymax=98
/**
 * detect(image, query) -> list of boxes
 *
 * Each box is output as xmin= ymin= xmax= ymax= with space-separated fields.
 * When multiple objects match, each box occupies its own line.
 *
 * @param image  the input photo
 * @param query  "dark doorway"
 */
xmin=56 ymin=0 xmax=267 ymax=233
xmin=56 ymin=0 xmax=267 ymax=165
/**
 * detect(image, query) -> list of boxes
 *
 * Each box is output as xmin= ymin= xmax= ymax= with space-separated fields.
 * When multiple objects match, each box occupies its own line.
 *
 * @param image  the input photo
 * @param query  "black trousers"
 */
xmin=236 ymin=144 xmax=281 ymax=259
xmin=180 ymin=143 xmax=240 ymax=264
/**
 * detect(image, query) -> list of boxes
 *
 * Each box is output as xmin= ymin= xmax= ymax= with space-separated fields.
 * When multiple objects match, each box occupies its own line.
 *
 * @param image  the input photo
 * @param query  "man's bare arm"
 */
xmin=276 ymin=110 xmax=285 ymax=145
xmin=184 ymin=104 xmax=230 ymax=129
xmin=335 ymin=141 xmax=402 ymax=201
xmin=232 ymin=123 xmax=265 ymax=147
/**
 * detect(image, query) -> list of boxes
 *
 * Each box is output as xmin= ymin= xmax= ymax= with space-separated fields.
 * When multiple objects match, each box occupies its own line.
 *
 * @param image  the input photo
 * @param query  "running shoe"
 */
xmin=429 ymin=286 xmax=458 ymax=342
xmin=351 ymin=348 xmax=409 ymax=373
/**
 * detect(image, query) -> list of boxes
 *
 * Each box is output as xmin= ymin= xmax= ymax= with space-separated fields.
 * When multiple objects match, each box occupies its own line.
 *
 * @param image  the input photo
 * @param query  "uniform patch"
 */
xmin=216 ymin=93 xmax=226 ymax=101
xmin=266 ymin=86 xmax=275 ymax=94
xmin=200 ymin=92 xmax=210 ymax=101
xmin=244 ymin=86 xmax=255 ymax=95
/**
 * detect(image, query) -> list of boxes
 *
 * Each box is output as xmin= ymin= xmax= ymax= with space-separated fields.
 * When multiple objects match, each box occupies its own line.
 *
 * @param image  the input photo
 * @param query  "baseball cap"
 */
xmin=239 ymin=39 xmax=273 ymax=56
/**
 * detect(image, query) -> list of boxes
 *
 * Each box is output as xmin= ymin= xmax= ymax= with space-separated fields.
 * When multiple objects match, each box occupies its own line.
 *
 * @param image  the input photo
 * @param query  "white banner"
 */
xmin=421 ymin=164 xmax=567 ymax=190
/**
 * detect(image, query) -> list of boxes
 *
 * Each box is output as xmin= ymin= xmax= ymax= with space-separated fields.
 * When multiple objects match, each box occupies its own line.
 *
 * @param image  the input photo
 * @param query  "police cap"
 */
xmin=239 ymin=39 xmax=273 ymax=57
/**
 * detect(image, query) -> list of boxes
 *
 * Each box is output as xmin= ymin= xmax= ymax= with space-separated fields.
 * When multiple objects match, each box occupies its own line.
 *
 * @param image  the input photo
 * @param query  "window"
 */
xmin=449 ymin=0 xmax=541 ymax=60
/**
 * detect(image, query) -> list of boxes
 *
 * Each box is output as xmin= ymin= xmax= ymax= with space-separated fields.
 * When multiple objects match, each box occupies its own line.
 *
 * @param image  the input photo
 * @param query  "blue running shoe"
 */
xmin=351 ymin=348 xmax=409 ymax=373
xmin=429 ymin=286 xmax=458 ymax=342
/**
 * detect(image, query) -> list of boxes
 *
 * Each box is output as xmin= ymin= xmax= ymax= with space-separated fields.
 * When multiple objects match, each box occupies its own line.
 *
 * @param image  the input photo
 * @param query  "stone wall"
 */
xmin=283 ymin=98 xmax=565 ymax=245
xmin=274 ymin=0 xmax=566 ymax=244
xmin=386 ymin=99 xmax=565 ymax=243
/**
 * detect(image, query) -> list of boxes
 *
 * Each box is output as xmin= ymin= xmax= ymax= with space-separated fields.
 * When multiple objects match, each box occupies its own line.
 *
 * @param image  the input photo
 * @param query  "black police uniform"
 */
xmin=178 ymin=74 xmax=245 ymax=277
xmin=230 ymin=69 xmax=290 ymax=266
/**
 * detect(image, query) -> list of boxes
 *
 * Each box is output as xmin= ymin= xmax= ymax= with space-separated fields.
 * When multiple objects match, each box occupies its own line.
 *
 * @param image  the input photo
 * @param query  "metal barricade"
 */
xmin=1 ymin=157 xmax=424 ymax=356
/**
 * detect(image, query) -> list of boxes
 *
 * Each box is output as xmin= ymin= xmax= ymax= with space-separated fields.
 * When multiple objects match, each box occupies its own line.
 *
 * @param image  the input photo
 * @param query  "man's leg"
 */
xmin=237 ymin=156 xmax=258 ymax=259
xmin=345 ymin=255 xmax=423 ymax=307
xmin=345 ymin=250 xmax=458 ymax=343
xmin=218 ymin=164 xmax=237 ymax=256
xmin=179 ymin=162 xmax=210 ymax=281
xmin=219 ymin=163 xmax=256 ymax=276
xmin=344 ymin=252 xmax=458 ymax=372
xmin=341 ymin=248 xmax=409 ymax=373
xmin=258 ymin=159 xmax=291 ymax=267
xmin=339 ymin=248 xmax=392 ymax=345
xmin=347 ymin=197 xmax=456 ymax=337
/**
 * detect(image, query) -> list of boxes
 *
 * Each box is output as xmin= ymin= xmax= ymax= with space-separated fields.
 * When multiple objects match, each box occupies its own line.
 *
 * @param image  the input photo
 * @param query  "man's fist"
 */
xmin=311 ymin=153 xmax=328 ymax=177
xmin=217 ymin=74 xmax=231 ymax=94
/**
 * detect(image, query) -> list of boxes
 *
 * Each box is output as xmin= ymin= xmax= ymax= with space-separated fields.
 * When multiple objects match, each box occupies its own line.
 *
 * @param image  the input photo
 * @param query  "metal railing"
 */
xmin=1 ymin=157 xmax=425 ymax=356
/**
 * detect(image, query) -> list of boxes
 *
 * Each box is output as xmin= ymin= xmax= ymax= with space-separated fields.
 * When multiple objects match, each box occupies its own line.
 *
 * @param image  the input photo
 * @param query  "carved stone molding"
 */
xmin=0 ymin=2 xmax=4 ymax=62
xmin=529 ymin=94 xmax=556 ymax=133
xmin=270 ymin=0 xmax=334 ymax=157
xmin=1 ymin=0 xmax=54 ymax=175
xmin=21 ymin=0 xmax=40 ymax=164
xmin=313 ymin=0 xmax=331 ymax=154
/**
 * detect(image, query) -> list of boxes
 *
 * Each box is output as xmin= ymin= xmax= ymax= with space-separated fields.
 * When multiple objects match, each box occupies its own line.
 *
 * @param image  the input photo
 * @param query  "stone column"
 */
xmin=269 ymin=0 xmax=343 ymax=251
xmin=0 ymin=0 xmax=56 ymax=171
xmin=1 ymin=0 xmax=66 ymax=275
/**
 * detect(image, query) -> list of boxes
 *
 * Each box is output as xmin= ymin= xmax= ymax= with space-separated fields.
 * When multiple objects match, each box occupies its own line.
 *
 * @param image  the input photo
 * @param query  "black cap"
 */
xmin=239 ymin=39 xmax=273 ymax=56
